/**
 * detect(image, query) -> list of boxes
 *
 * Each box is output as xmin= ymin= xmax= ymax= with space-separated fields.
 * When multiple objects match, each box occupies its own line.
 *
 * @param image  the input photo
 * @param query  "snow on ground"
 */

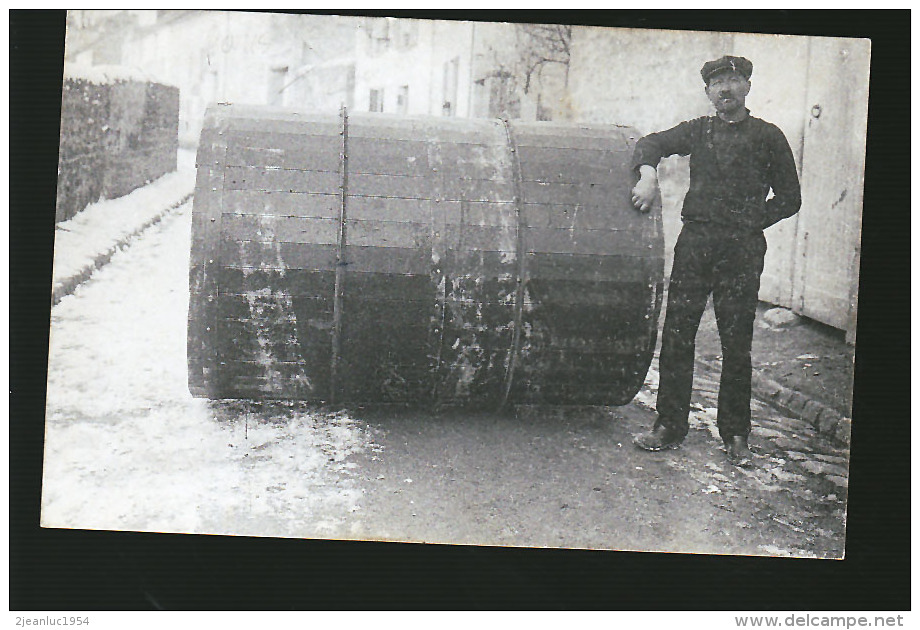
xmin=42 ymin=203 xmax=373 ymax=539
xmin=51 ymin=150 xmax=196 ymax=296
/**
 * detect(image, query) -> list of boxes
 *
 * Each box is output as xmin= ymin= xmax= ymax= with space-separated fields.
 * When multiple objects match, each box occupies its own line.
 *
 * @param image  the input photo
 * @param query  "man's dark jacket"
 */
xmin=632 ymin=113 xmax=801 ymax=232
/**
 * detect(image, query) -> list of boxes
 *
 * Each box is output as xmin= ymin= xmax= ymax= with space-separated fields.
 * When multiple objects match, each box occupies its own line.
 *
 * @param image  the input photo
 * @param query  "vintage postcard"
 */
xmin=42 ymin=11 xmax=869 ymax=558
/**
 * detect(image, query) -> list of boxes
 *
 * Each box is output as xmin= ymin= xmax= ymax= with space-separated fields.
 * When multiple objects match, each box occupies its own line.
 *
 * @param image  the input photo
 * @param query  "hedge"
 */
xmin=56 ymin=76 xmax=179 ymax=223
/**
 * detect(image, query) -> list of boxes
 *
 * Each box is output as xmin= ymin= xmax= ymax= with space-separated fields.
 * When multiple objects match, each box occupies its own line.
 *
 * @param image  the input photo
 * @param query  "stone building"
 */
xmin=352 ymin=17 xmax=569 ymax=122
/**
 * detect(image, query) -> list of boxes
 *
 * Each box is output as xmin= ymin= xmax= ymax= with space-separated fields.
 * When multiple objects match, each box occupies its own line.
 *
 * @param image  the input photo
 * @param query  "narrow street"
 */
xmin=42 ymin=203 xmax=848 ymax=558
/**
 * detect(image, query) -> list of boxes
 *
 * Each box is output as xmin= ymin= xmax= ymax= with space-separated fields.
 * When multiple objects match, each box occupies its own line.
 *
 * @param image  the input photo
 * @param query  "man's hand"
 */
xmin=631 ymin=165 xmax=658 ymax=213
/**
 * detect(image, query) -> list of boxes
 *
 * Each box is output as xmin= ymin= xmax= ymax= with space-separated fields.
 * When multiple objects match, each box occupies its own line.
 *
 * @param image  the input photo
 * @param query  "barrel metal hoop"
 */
xmin=329 ymin=105 xmax=349 ymax=404
xmin=499 ymin=118 xmax=528 ymax=410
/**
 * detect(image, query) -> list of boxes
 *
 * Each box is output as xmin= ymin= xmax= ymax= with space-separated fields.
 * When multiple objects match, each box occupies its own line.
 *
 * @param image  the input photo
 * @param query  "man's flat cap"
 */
xmin=701 ymin=56 xmax=753 ymax=83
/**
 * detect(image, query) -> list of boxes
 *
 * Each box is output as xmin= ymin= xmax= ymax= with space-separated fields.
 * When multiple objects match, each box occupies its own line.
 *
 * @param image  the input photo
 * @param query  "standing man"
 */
xmin=630 ymin=56 xmax=801 ymax=465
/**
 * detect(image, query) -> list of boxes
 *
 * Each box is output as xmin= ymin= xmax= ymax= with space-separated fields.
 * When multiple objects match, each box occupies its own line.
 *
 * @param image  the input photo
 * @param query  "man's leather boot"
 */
xmin=725 ymin=435 xmax=753 ymax=466
xmin=633 ymin=424 xmax=684 ymax=451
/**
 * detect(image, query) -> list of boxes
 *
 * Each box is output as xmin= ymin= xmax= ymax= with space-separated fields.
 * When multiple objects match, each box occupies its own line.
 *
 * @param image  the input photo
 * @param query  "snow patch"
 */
xmin=51 ymin=150 xmax=196 ymax=296
xmin=43 ymin=205 xmax=374 ymax=539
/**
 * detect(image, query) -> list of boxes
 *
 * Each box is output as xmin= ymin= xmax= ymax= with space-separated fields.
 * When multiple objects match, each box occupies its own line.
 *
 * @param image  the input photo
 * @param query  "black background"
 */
xmin=10 ymin=10 xmax=910 ymax=610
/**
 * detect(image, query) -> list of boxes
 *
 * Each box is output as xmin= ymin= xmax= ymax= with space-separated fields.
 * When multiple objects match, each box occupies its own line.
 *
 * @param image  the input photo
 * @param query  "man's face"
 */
xmin=705 ymin=71 xmax=751 ymax=115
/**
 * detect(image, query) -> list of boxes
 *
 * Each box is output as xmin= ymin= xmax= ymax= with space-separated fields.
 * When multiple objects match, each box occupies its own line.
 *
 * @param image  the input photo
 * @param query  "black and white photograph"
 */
xmin=39 ymin=10 xmax=871 ymax=561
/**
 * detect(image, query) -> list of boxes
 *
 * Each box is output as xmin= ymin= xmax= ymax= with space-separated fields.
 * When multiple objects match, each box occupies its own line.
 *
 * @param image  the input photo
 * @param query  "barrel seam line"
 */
xmin=499 ymin=118 xmax=528 ymax=410
xmin=211 ymin=124 xmax=229 ymax=396
xmin=329 ymin=105 xmax=349 ymax=405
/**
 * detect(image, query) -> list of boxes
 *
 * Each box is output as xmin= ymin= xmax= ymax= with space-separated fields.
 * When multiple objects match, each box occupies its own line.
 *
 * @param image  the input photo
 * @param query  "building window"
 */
xmin=396 ymin=85 xmax=409 ymax=114
xmin=442 ymin=56 xmax=459 ymax=117
xmin=367 ymin=18 xmax=390 ymax=56
xmin=268 ymin=66 xmax=288 ymax=107
xmin=369 ymin=88 xmax=384 ymax=113
xmin=395 ymin=20 xmax=419 ymax=50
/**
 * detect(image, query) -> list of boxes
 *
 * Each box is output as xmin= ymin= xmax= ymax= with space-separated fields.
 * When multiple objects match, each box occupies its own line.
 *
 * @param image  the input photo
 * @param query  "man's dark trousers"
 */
xmin=655 ymin=221 xmax=767 ymax=442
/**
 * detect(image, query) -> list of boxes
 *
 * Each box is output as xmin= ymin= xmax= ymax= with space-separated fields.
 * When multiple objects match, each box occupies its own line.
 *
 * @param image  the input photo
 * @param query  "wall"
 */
xmin=281 ymin=61 xmax=356 ymax=112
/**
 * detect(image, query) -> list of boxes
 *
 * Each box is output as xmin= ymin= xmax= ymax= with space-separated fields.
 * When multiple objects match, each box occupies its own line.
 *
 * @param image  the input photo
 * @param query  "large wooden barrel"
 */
xmin=188 ymin=104 xmax=663 ymax=407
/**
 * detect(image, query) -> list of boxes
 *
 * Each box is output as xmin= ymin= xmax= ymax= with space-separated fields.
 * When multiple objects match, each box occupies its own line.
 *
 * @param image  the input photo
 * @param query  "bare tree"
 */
xmin=473 ymin=21 xmax=572 ymax=119
xmin=515 ymin=22 xmax=571 ymax=94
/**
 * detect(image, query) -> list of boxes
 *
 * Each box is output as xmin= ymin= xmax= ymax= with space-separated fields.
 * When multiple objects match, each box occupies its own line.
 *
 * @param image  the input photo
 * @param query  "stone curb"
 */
xmin=696 ymin=357 xmax=850 ymax=448
xmin=50 ymin=193 xmax=193 ymax=307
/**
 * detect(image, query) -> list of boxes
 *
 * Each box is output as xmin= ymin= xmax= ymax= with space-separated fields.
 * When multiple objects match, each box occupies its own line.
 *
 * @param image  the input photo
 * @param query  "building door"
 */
xmin=792 ymin=38 xmax=869 ymax=340
xmin=369 ymin=88 xmax=385 ymax=112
